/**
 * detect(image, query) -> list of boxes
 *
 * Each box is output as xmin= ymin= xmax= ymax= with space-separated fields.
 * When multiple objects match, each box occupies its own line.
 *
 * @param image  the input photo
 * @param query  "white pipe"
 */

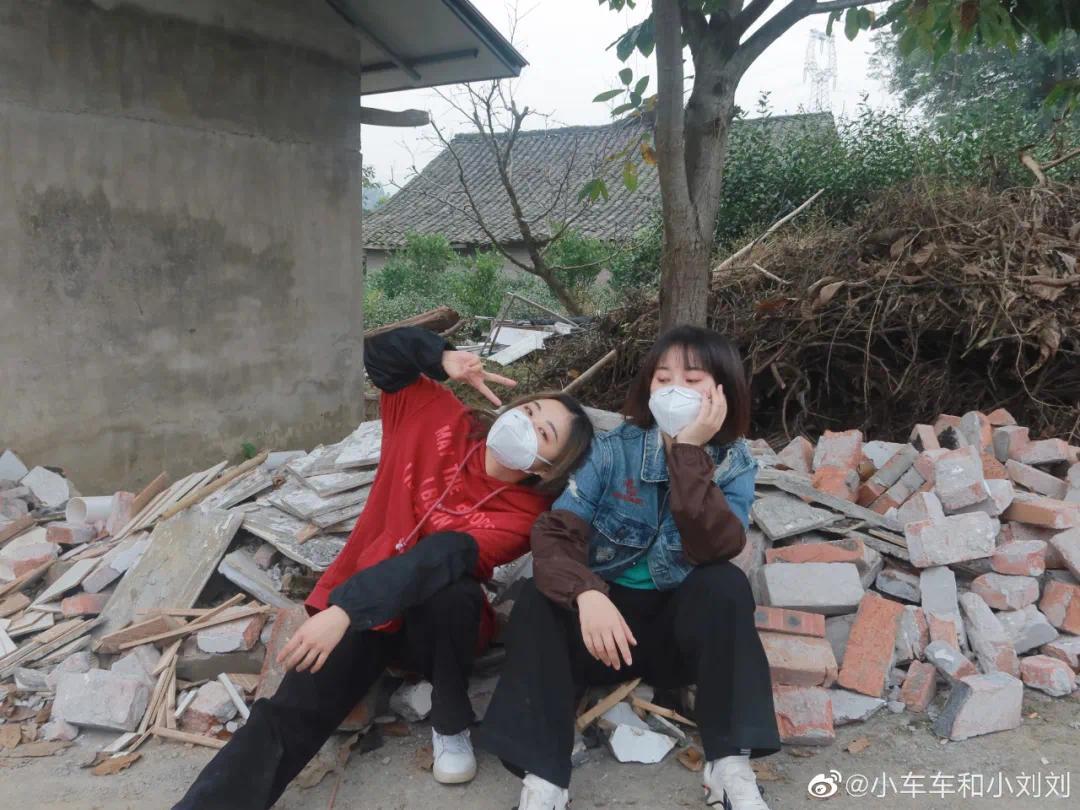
xmin=65 ymin=496 xmax=113 ymax=525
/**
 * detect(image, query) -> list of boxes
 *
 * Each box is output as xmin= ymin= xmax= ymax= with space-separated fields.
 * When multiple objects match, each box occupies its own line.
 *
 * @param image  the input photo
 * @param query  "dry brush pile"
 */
xmin=521 ymin=182 xmax=1080 ymax=447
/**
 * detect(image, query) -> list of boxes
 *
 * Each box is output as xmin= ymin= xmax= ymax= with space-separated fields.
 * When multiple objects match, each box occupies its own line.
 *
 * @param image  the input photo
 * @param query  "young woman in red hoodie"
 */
xmin=174 ymin=326 xmax=594 ymax=810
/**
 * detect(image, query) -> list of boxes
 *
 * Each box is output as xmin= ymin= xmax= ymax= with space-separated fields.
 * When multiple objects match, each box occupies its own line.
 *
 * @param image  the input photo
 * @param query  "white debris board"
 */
xmin=238 ymin=505 xmax=347 ymax=571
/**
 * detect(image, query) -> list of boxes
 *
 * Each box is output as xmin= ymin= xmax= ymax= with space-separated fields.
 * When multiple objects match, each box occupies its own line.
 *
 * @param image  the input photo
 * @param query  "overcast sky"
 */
xmin=362 ymin=1 xmax=894 ymax=188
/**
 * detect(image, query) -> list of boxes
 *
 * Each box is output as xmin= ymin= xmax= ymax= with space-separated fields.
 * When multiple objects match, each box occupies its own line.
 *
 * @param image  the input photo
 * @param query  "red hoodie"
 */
xmin=305 ymin=374 xmax=553 ymax=650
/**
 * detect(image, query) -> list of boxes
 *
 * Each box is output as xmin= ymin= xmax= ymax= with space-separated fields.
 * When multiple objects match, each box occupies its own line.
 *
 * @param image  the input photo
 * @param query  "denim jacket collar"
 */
xmin=639 ymin=425 xmax=734 ymax=483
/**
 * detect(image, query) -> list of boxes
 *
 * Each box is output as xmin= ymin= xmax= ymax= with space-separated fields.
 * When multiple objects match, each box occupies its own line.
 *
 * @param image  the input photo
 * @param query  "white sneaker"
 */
xmin=432 ymin=728 xmax=477 ymax=785
xmin=517 ymin=773 xmax=569 ymax=810
xmin=703 ymin=755 xmax=770 ymax=809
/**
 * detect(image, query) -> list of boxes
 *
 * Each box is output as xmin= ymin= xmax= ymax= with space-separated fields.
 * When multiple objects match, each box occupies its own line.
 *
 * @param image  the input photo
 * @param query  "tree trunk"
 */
xmin=529 ymin=255 xmax=585 ymax=316
xmin=659 ymin=223 xmax=711 ymax=328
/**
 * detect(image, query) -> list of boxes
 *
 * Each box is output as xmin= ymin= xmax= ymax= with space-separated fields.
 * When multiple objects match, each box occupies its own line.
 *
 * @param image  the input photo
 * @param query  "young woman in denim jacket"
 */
xmin=476 ymin=325 xmax=780 ymax=810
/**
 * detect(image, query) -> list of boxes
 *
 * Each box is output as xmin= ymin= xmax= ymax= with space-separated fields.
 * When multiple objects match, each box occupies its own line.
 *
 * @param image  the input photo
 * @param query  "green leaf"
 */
xmin=629 ymin=91 xmax=642 ymax=108
xmin=622 ymin=160 xmax=639 ymax=192
xmin=593 ymin=89 xmax=622 ymax=103
xmin=825 ymin=9 xmax=842 ymax=37
xmin=611 ymin=102 xmax=636 ymax=116
xmin=634 ymin=75 xmax=650 ymax=96
xmin=844 ymin=7 xmax=861 ymax=41
xmin=635 ymin=17 xmax=655 ymax=57
xmin=241 ymin=442 xmax=258 ymax=459
xmin=619 ymin=67 xmax=633 ymax=85
xmin=616 ymin=24 xmax=641 ymax=61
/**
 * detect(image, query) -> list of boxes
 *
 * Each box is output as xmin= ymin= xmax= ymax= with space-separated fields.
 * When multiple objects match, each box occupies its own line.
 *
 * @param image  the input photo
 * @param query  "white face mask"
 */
xmin=648 ymin=385 xmax=703 ymax=437
xmin=487 ymin=407 xmax=551 ymax=472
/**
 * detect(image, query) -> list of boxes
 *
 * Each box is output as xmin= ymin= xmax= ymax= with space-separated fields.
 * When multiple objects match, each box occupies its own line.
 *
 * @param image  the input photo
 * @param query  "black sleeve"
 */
xmin=328 ymin=532 xmax=479 ymax=630
xmin=364 ymin=326 xmax=453 ymax=393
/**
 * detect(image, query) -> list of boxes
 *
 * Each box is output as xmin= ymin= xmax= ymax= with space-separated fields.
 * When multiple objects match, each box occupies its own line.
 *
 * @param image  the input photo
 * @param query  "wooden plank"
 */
xmin=0 ymin=593 xmax=30 ymax=618
xmin=0 ymin=561 xmax=52 ymax=600
xmin=0 ymin=515 xmax=34 ymax=548
xmin=151 ymin=639 xmax=184 ymax=678
xmin=95 ymin=615 xmax=186 ymax=655
xmin=160 ymin=452 xmax=269 ymax=521
xmin=116 ymin=604 xmax=268 ymax=652
xmin=576 ymin=678 xmax=641 ymax=732
xmin=129 ymin=473 xmax=170 ymax=519
xmin=98 ymin=508 xmax=244 ymax=636
xmin=630 ymin=697 xmax=697 ymax=727
xmin=152 ymin=727 xmax=226 ymax=749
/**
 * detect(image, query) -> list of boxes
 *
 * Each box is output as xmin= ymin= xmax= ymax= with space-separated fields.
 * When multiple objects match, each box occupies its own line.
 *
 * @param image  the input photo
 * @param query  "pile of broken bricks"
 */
xmin=3 ymin=402 xmax=1079 ymax=778
xmin=740 ymin=408 xmax=1080 ymax=748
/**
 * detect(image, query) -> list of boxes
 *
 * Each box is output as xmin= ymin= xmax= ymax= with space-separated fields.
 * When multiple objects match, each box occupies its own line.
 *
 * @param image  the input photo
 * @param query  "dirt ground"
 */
xmin=2 ymin=690 xmax=1077 ymax=810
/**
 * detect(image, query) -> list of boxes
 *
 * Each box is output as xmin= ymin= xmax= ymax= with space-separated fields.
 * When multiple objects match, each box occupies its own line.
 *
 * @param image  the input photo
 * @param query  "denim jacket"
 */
xmin=549 ymin=422 xmax=757 ymax=590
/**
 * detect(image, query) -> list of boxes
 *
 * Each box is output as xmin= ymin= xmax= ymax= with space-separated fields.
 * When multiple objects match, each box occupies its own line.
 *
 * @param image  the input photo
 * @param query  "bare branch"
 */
xmin=811 ymin=0 xmax=872 ymax=12
xmin=731 ymin=0 xmax=775 ymax=39
xmin=730 ymin=0 xmax=813 ymax=78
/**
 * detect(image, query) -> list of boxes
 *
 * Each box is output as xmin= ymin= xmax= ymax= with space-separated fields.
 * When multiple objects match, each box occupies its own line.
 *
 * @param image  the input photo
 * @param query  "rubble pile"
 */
xmin=2 ymin=401 xmax=1078 ymax=776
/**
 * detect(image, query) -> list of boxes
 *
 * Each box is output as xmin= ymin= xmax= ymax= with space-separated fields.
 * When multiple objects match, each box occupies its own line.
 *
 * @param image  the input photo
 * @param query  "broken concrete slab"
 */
xmin=830 ymin=690 xmax=886 ymax=726
xmin=98 ymin=508 xmax=243 ymax=635
xmin=905 ymin=513 xmax=998 ymax=568
xmin=0 ymin=450 xmax=29 ymax=483
xmin=390 ymin=681 xmax=433 ymax=722
xmin=238 ymin=504 xmax=347 ymax=571
xmin=759 ymin=562 xmax=864 ymax=615
xmin=53 ymin=669 xmax=151 ymax=732
xmin=601 ymin=701 xmax=650 ymax=731
xmin=20 ymin=466 xmax=75 ymax=508
xmin=932 ymin=672 xmax=1023 ymax=741
xmin=825 ymin=614 xmax=857 ymax=667
xmin=177 ymin=640 xmax=266 ymax=683
xmin=874 ymin=567 xmax=921 ymax=603
xmin=217 ymin=549 xmax=296 ymax=610
xmin=111 ymin=644 xmax=162 ymax=686
xmin=31 ymin=558 xmax=97 ymax=607
xmin=196 ymin=607 xmax=267 ymax=654
xmin=607 ymin=723 xmax=676 ymax=764
xmin=998 ymin=605 xmax=1059 ymax=654
xmin=40 ymin=719 xmax=79 ymax=742
xmin=82 ymin=532 xmax=152 ymax=594
xmin=751 ymin=494 xmax=841 ymax=541
xmin=201 ymin=468 xmax=274 ymax=511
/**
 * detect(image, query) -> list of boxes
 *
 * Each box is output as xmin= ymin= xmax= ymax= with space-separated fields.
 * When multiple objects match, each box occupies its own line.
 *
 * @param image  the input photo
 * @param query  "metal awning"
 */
xmin=326 ymin=0 xmax=527 ymax=95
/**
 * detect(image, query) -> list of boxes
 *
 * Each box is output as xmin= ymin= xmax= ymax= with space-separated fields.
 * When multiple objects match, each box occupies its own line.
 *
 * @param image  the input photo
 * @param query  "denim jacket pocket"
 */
xmin=593 ymin=506 xmax=654 ymax=550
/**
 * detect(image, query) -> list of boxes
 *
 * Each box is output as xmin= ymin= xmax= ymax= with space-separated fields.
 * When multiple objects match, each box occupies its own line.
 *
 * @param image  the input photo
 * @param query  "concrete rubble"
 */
xmin=0 ymin=403 xmax=1077 ymax=778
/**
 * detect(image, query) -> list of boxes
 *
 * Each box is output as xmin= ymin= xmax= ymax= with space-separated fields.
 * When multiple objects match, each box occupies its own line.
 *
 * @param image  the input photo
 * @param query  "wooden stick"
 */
xmin=129 ymin=473 xmax=170 ymax=519
xmin=192 ymin=594 xmax=246 ymax=626
xmin=563 ymin=349 xmax=617 ymax=395
xmin=575 ymin=678 xmax=641 ymax=731
xmin=152 ymin=639 xmax=183 ymax=677
xmin=631 ymin=697 xmax=697 ymax=727
xmin=152 ymin=727 xmax=226 ymax=749
xmin=140 ymin=667 xmax=171 ymax=734
xmin=0 ymin=515 xmax=34 ymax=548
xmin=712 ymin=188 xmax=824 ymax=275
xmin=116 ymin=603 xmax=266 ymax=652
xmin=165 ymin=663 xmax=177 ymax=730
xmin=159 ymin=452 xmax=269 ymax=521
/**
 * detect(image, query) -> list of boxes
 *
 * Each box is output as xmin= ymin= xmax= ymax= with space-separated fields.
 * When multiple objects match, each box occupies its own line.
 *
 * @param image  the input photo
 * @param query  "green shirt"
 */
xmin=615 ymin=556 xmax=656 ymax=589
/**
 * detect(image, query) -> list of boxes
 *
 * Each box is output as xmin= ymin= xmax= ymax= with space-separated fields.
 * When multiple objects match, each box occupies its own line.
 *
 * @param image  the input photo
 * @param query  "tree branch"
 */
xmin=730 ymin=0 xmax=813 ymax=78
xmin=653 ymin=0 xmax=694 ymax=223
xmin=731 ymin=0 xmax=775 ymax=39
xmin=810 ymin=0 xmax=872 ymax=12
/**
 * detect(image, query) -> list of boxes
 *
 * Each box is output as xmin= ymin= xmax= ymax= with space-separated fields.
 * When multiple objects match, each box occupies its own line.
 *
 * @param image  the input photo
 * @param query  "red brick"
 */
xmin=896 ymin=492 xmax=945 ymax=527
xmin=811 ymin=466 xmax=858 ymax=502
xmin=934 ymin=414 xmax=963 ymax=434
xmin=927 ymin=614 xmax=960 ymax=648
xmin=105 ymin=492 xmax=135 ymax=537
xmin=45 ymin=522 xmax=96 ymax=546
xmin=991 ymin=540 xmax=1047 ymax=576
xmin=255 ymin=605 xmax=309 ymax=702
xmin=1001 ymin=521 xmax=1059 ymax=545
xmin=1005 ymin=460 xmax=1068 ymax=500
xmin=760 ymin=632 xmax=838 ymax=687
xmin=0 ymin=542 xmax=59 ymax=579
xmin=754 ymin=605 xmax=827 ymax=638
xmin=856 ymin=480 xmax=887 ymax=506
xmin=812 ymin=430 xmax=863 ymax=472
xmin=1039 ymin=580 xmax=1080 ymax=635
xmin=981 ymin=453 xmax=1009 ymax=481
xmin=1019 ymin=655 xmax=1077 ymax=697
xmin=60 ymin=591 xmax=110 ymax=617
xmin=910 ymin=424 xmax=940 ymax=451
xmin=934 ymin=446 xmax=989 ymax=511
xmin=772 ymin=685 xmax=834 ymax=746
xmin=971 ymin=573 xmax=1040 ymax=611
xmin=837 ymin=593 xmax=905 ymax=697
xmin=899 ymin=661 xmax=938 ymax=712
xmin=776 ymin=437 xmax=814 ymax=474
xmin=765 ymin=537 xmax=864 ymax=567
xmin=1004 ymin=497 xmax=1079 ymax=530
xmin=1040 ymin=637 xmax=1080 ymax=670
xmin=986 ymin=408 xmax=1017 ymax=427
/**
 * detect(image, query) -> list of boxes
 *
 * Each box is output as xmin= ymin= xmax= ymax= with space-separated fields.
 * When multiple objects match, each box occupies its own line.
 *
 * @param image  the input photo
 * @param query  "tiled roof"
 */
xmin=364 ymin=112 xmax=834 ymax=250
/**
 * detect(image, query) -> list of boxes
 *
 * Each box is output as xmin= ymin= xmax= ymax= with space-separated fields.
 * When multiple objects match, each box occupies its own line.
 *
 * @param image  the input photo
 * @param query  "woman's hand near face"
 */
xmin=576 ymin=590 xmax=637 ymax=671
xmin=277 ymin=606 xmax=351 ymax=675
xmin=675 ymin=384 xmax=728 ymax=446
xmin=442 ymin=350 xmax=517 ymax=407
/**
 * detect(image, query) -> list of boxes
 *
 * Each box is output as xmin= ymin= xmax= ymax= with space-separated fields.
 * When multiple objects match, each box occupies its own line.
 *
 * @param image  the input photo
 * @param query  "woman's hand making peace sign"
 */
xmin=442 ymin=350 xmax=517 ymax=407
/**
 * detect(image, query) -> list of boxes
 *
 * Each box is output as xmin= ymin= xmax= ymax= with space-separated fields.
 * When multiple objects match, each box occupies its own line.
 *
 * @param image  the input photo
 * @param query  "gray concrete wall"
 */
xmin=0 ymin=0 xmax=366 ymax=490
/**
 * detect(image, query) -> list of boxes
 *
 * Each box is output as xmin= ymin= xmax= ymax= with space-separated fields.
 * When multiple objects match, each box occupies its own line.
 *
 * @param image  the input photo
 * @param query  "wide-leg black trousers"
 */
xmin=474 ymin=562 xmax=781 ymax=789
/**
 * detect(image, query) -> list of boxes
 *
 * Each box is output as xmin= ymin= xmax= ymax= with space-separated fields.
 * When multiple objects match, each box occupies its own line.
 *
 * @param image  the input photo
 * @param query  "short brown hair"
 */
xmin=470 ymin=391 xmax=594 ymax=495
xmin=622 ymin=325 xmax=751 ymax=446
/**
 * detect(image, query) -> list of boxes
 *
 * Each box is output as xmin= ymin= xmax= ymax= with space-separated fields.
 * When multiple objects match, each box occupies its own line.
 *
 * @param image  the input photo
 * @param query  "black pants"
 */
xmin=474 ymin=563 xmax=781 ymax=789
xmin=173 ymin=577 xmax=483 ymax=810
